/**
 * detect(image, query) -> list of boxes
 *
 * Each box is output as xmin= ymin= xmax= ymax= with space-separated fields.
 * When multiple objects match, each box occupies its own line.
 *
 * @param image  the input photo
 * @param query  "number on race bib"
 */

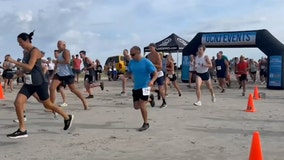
xmin=142 ymin=87 xmax=150 ymax=96
xmin=24 ymin=74 xmax=32 ymax=84
xmin=158 ymin=71 xmax=164 ymax=78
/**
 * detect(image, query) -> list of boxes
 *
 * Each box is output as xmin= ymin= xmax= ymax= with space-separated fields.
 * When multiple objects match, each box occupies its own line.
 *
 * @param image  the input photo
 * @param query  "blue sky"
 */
xmin=0 ymin=0 xmax=284 ymax=65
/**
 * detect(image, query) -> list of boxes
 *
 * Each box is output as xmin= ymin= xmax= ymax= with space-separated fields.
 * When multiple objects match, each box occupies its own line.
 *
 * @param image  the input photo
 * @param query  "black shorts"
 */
xmin=167 ymin=74 xmax=177 ymax=81
xmin=84 ymin=75 xmax=95 ymax=84
xmin=250 ymin=71 xmax=257 ymax=74
xmin=53 ymin=74 xmax=75 ymax=85
xmin=260 ymin=70 xmax=267 ymax=77
xmin=239 ymin=74 xmax=247 ymax=81
xmin=196 ymin=72 xmax=210 ymax=81
xmin=3 ymin=70 xmax=14 ymax=79
xmin=56 ymin=81 xmax=66 ymax=92
xmin=132 ymin=88 xmax=149 ymax=102
xmin=19 ymin=82 xmax=49 ymax=101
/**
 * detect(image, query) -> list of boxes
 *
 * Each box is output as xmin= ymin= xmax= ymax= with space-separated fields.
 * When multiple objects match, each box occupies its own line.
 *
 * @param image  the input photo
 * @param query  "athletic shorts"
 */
xmin=260 ymin=70 xmax=267 ymax=77
xmin=155 ymin=76 xmax=164 ymax=86
xmin=216 ymin=71 xmax=227 ymax=79
xmin=132 ymin=88 xmax=149 ymax=102
xmin=196 ymin=72 xmax=210 ymax=81
xmin=167 ymin=74 xmax=177 ymax=81
xmin=53 ymin=74 xmax=75 ymax=85
xmin=72 ymin=69 xmax=81 ymax=75
xmin=19 ymin=82 xmax=49 ymax=101
xmin=56 ymin=81 xmax=66 ymax=92
xmin=84 ymin=75 xmax=94 ymax=84
xmin=239 ymin=74 xmax=247 ymax=81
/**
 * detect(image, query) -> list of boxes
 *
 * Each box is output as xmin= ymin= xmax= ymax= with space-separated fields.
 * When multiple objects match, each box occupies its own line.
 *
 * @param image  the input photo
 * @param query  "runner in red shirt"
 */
xmin=236 ymin=55 xmax=249 ymax=96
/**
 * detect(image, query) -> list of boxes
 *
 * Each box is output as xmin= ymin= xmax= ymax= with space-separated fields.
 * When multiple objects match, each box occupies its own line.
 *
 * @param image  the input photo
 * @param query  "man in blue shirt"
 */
xmin=127 ymin=46 xmax=157 ymax=131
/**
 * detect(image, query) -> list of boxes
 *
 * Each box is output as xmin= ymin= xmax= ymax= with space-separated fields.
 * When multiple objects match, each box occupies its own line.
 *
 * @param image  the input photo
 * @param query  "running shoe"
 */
xmin=100 ymin=82 xmax=104 ymax=90
xmin=7 ymin=129 xmax=28 ymax=139
xmin=138 ymin=123 xmax=149 ymax=132
xmin=160 ymin=103 xmax=167 ymax=109
xmin=193 ymin=101 xmax=202 ymax=106
xmin=211 ymin=95 xmax=216 ymax=102
xmin=60 ymin=102 xmax=68 ymax=107
xmin=85 ymin=95 xmax=94 ymax=99
xmin=64 ymin=115 xmax=74 ymax=130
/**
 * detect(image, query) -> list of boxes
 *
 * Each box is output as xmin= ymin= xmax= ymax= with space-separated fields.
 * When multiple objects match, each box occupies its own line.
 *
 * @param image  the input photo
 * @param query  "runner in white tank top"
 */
xmin=193 ymin=45 xmax=216 ymax=107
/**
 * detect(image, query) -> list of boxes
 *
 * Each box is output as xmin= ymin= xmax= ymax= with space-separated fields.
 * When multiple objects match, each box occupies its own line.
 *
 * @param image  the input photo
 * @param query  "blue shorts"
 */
xmin=216 ymin=71 xmax=227 ymax=79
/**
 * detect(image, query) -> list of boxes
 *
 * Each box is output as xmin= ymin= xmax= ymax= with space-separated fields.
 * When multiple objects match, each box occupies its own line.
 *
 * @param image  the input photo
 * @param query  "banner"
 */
xmin=201 ymin=32 xmax=256 ymax=46
xmin=269 ymin=56 xmax=282 ymax=87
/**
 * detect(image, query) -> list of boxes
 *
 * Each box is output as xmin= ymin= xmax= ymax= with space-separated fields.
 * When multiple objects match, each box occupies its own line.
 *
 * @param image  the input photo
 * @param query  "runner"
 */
xmin=49 ymin=41 xmax=88 ymax=110
xmin=215 ymin=52 xmax=229 ymax=93
xmin=164 ymin=55 xmax=182 ymax=97
xmin=2 ymin=54 xmax=15 ymax=92
xmin=120 ymin=49 xmax=131 ymax=95
xmin=187 ymin=54 xmax=196 ymax=88
xmin=80 ymin=50 xmax=104 ymax=98
xmin=147 ymin=43 xmax=167 ymax=108
xmin=127 ymin=46 xmax=157 ymax=131
xmin=193 ymin=45 xmax=216 ymax=106
xmin=6 ymin=31 xmax=73 ymax=138
xmin=236 ymin=55 xmax=249 ymax=96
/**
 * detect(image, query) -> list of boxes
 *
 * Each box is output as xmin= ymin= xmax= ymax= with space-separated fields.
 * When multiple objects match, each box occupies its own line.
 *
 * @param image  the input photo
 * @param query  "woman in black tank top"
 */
xmin=5 ymin=31 xmax=74 ymax=139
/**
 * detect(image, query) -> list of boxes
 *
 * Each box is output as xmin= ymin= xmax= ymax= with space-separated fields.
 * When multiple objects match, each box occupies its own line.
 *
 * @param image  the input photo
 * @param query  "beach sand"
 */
xmin=0 ymin=79 xmax=284 ymax=160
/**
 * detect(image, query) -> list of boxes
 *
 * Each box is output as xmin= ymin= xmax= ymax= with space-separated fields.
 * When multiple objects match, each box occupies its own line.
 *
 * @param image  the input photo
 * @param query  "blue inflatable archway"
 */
xmin=182 ymin=29 xmax=284 ymax=89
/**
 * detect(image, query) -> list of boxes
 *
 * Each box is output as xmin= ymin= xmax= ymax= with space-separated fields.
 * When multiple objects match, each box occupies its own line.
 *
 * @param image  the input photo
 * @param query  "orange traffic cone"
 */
xmin=253 ymin=86 xmax=261 ymax=100
xmin=0 ymin=82 xmax=5 ymax=100
xmin=249 ymin=131 xmax=263 ymax=160
xmin=245 ymin=94 xmax=255 ymax=112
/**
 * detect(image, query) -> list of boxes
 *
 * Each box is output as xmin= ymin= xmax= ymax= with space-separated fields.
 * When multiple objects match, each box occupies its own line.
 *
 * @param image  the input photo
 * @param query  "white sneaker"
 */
xmin=13 ymin=117 xmax=27 ymax=123
xmin=211 ymin=95 xmax=216 ymax=103
xmin=193 ymin=101 xmax=202 ymax=106
xmin=60 ymin=102 xmax=68 ymax=107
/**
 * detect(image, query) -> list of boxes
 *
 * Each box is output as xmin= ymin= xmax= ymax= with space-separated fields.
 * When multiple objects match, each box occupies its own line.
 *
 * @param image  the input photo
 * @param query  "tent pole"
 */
xmin=176 ymin=51 xmax=179 ymax=79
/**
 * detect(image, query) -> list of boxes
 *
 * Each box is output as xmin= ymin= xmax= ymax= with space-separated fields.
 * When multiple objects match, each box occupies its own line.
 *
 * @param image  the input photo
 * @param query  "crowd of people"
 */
xmin=0 ymin=31 xmax=269 ymax=138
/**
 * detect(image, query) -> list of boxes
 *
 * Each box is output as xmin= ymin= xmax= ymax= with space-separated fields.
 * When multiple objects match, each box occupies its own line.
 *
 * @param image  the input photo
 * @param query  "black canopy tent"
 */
xmin=144 ymin=33 xmax=189 ymax=53
xmin=144 ymin=33 xmax=189 ymax=77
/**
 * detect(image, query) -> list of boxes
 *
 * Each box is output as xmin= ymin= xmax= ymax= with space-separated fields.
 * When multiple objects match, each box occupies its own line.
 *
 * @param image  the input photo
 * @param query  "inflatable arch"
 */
xmin=182 ymin=29 xmax=284 ymax=89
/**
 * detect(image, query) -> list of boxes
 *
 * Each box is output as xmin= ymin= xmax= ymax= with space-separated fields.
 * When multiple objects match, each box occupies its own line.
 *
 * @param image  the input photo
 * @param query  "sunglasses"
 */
xmin=130 ymin=54 xmax=136 ymax=57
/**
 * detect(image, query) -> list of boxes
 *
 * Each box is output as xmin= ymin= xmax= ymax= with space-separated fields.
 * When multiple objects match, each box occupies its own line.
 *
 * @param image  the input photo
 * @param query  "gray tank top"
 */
xmin=22 ymin=47 xmax=47 ymax=85
xmin=57 ymin=51 xmax=74 ymax=76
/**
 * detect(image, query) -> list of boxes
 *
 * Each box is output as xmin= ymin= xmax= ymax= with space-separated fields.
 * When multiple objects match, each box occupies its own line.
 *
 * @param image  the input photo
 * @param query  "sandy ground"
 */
xmin=0 ymin=78 xmax=284 ymax=160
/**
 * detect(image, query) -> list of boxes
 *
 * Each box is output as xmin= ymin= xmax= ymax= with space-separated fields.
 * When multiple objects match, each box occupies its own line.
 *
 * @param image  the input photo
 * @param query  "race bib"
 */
xmin=142 ymin=87 xmax=150 ymax=96
xmin=85 ymin=70 xmax=89 ymax=75
xmin=109 ymin=68 xmax=112 ymax=71
xmin=261 ymin=66 xmax=265 ymax=69
xmin=158 ymin=71 xmax=164 ymax=78
xmin=113 ymin=68 xmax=117 ymax=71
xmin=168 ymin=74 xmax=173 ymax=78
xmin=24 ymin=74 xmax=32 ymax=85
xmin=217 ymin=66 xmax=221 ymax=70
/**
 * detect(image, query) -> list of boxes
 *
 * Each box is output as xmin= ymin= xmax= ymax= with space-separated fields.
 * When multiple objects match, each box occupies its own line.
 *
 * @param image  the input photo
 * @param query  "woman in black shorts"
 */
xmin=6 ymin=31 xmax=74 ymax=139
